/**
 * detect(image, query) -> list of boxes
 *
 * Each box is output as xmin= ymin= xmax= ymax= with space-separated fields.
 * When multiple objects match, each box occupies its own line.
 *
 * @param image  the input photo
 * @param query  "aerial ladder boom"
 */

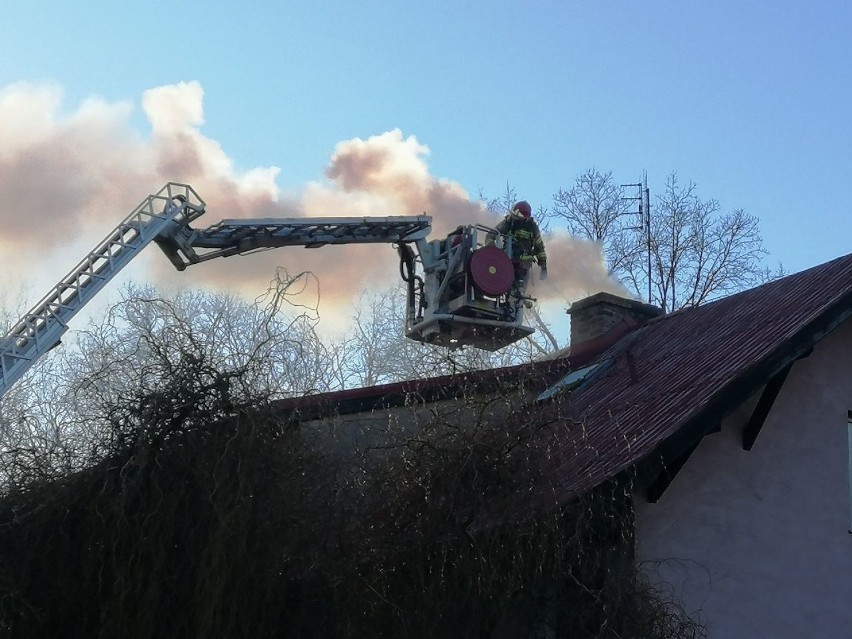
xmin=155 ymin=214 xmax=432 ymax=269
xmin=0 ymin=183 xmax=204 ymax=398
xmin=1 ymin=183 xmax=534 ymax=398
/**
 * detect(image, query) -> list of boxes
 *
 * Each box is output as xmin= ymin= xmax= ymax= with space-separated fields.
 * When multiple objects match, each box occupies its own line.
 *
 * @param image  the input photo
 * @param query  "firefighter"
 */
xmin=490 ymin=200 xmax=548 ymax=295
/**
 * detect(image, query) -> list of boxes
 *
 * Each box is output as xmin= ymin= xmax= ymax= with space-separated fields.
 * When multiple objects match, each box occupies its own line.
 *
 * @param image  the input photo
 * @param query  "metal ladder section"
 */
xmin=157 ymin=215 xmax=432 ymax=267
xmin=0 ymin=183 xmax=205 ymax=397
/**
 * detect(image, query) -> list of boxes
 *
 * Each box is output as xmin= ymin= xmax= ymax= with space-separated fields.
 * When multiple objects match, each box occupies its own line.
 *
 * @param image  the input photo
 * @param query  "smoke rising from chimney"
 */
xmin=0 ymin=80 xmax=626 ymax=323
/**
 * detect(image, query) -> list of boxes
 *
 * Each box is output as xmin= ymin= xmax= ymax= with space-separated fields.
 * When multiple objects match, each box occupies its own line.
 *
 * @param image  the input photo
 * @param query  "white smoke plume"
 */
xmin=0 ymin=80 xmax=623 ymax=326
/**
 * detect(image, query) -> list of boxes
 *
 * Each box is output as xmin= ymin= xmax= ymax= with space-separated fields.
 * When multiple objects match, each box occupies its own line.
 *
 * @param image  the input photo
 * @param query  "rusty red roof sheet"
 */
xmin=544 ymin=252 xmax=852 ymax=501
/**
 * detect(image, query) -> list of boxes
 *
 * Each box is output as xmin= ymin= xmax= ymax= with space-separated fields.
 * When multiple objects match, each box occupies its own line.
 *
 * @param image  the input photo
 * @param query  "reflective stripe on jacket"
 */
xmin=495 ymin=215 xmax=547 ymax=268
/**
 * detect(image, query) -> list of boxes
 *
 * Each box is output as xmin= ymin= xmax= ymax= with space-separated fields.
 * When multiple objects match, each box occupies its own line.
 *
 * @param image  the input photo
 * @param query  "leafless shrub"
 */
xmin=0 ymin=275 xmax=702 ymax=638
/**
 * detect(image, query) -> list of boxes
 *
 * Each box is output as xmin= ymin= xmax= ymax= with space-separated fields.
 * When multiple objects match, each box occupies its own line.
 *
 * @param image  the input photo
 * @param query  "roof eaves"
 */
xmin=273 ymin=321 xmax=641 ymax=421
xmin=632 ymin=285 xmax=852 ymax=491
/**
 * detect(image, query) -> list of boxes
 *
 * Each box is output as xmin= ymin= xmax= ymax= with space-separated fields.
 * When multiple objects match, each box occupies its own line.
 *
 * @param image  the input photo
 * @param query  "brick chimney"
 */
xmin=568 ymin=292 xmax=662 ymax=344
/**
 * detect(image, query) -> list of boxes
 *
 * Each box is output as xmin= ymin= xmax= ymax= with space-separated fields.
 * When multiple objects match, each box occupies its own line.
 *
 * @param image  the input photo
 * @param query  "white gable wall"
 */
xmin=635 ymin=318 xmax=852 ymax=638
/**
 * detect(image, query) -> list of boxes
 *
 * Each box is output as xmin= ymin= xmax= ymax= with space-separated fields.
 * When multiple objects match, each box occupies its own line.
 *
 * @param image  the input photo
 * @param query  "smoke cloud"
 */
xmin=0 ymin=81 xmax=624 ymax=328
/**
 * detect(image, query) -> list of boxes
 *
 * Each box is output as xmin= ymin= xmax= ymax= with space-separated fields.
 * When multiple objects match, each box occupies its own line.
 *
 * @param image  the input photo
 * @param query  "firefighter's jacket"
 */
xmin=494 ymin=214 xmax=547 ymax=269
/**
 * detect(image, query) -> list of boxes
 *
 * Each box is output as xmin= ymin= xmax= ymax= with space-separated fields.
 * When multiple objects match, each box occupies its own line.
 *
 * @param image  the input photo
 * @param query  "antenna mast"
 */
xmin=643 ymin=171 xmax=651 ymax=305
xmin=621 ymin=172 xmax=653 ymax=304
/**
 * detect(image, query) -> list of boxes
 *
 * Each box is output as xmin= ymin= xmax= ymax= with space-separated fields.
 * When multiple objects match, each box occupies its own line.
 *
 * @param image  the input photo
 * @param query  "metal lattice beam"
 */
xmin=0 ymin=183 xmax=205 ymax=397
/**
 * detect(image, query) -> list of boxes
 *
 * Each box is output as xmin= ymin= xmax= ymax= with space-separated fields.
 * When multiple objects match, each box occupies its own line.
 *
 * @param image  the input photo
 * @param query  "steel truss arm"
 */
xmin=0 ymin=183 xmax=204 ymax=397
xmin=156 ymin=215 xmax=432 ymax=270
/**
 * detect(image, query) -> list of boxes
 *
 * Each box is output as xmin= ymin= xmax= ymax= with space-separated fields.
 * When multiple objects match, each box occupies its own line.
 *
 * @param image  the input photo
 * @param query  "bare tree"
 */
xmin=0 ymin=271 xmax=348 ymax=486
xmin=554 ymin=170 xmax=772 ymax=313
xmin=480 ymin=181 xmax=519 ymax=215
xmin=64 ymin=272 xmax=346 ymax=411
xmin=551 ymin=168 xmax=637 ymax=274
xmin=635 ymin=173 xmax=768 ymax=312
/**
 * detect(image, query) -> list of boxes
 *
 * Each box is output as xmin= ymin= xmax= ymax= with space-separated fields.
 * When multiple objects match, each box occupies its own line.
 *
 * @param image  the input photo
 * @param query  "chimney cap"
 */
xmin=568 ymin=291 xmax=662 ymax=317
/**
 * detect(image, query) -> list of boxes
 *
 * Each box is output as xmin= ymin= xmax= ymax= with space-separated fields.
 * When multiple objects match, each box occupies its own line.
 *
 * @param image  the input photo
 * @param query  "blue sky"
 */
xmin=1 ymin=1 xmax=851 ymax=332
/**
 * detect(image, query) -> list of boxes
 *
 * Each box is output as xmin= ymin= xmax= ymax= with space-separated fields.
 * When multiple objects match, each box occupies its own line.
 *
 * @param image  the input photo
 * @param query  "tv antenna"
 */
xmin=621 ymin=172 xmax=652 ymax=304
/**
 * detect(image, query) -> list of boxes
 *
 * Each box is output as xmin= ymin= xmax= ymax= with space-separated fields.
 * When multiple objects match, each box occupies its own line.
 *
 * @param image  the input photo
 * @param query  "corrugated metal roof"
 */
xmin=543 ymin=252 xmax=852 ymax=501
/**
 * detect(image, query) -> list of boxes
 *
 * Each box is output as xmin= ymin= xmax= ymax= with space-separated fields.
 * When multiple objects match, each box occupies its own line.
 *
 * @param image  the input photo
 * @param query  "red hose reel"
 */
xmin=468 ymin=245 xmax=514 ymax=296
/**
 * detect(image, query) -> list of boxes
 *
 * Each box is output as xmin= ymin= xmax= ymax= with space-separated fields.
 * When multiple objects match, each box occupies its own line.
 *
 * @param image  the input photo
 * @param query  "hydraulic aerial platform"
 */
xmin=0 ymin=183 xmax=534 ymax=398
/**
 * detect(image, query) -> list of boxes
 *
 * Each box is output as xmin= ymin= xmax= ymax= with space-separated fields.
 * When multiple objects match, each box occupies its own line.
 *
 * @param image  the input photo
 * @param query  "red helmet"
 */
xmin=512 ymin=200 xmax=532 ymax=218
